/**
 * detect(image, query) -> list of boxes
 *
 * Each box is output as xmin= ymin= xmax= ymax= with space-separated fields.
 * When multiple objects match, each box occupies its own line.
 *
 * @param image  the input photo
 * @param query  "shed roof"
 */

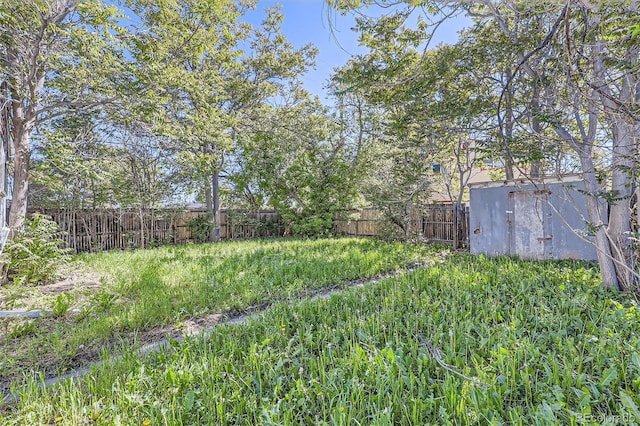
xmin=468 ymin=174 xmax=583 ymax=190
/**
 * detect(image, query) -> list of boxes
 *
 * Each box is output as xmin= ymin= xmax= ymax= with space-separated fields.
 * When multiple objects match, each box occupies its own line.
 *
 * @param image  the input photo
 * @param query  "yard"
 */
xmin=0 ymin=238 xmax=433 ymax=402
xmin=2 ymin=238 xmax=640 ymax=424
xmin=2 ymin=1 xmax=639 ymax=424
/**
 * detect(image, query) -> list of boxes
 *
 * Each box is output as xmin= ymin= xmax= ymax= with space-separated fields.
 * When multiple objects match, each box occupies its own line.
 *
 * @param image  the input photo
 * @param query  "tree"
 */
xmin=0 ymin=0 xmax=128 ymax=230
xmin=328 ymin=0 xmax=640 ymax=290
xmin=1 ymin=0 xmax=317 ymax=245
xmin=464 ymin=1 xmax=639 ymax=290
xmin=330 ymin=14 xmax=493 ymax=240
xmin=235 ymin=97 xmax=362 ymax=236
xmin=221 ymin=7 xmax=318 ymax=237
xmin=105 ymin=0 xmax=243 ymax=241
xmin=128 ymin=3 xmax=317 ymax=241
xmin=29 ymin=113 xmax=116 ymax=209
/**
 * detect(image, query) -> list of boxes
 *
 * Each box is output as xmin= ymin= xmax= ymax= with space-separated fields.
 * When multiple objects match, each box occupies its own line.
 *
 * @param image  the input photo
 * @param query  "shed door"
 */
xmin=508 ymin=190 xmax=551 ymax=259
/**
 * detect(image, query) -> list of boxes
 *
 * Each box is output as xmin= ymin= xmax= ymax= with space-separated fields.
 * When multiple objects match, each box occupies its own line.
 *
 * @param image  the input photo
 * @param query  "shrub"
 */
xmin=288 ymin=212 xmax=334 ymax=237
xmin=186 ymin=214 xmax=213 ymax=243
xmin=227 ymin=210 xmax=283 ymax=238
xmin=1 ymin=214 xmax=71 ymax=286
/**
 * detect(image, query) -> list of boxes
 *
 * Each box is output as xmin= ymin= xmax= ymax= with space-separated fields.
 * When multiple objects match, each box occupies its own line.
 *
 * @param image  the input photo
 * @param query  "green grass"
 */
xmin=3 ymin=253 xmax=640 ymax=425
xmin=0 ymin=238 xmax=433 ymax=393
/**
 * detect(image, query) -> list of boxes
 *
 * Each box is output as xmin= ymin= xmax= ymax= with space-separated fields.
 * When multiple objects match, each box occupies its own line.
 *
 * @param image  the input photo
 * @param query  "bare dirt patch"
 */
xmin=1 ymin=269 xmax=113 ymax=396
xmin=0 ymin=317 xmax=181 ymax=398
xmin=0 ymin=269 xmax=109 ymax=312
xmin=177 ymin=313 xmax=225 ymax=336
xmin=38 ymin=270 xmax=105 ymax=295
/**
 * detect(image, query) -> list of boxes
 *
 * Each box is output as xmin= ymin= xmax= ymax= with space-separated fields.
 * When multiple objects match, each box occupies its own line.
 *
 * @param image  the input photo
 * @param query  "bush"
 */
xmin=1 ymin=214 xmax=71 ymax=286
xmin=227 ymin=210 xmax=283 ymax=238
xmin=186 ymin=214 xmax=213 ymax=243
xmin=288 ymin=212 xmax=334 ymax=237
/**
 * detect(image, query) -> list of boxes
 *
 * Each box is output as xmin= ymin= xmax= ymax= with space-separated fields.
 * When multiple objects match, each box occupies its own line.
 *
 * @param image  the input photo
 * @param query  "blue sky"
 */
xmin=243 ymin=1 xmax=472 ymax=101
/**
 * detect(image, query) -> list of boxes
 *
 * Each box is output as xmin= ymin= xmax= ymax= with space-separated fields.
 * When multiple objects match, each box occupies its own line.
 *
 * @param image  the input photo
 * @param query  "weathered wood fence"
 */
xmin=333 ymin=209 xmax=382 ymax=237
xmin=422 ymin=204 xmax=469 ymax=247
xmin=334 ymin=204 xmax=469 ymax=248
xmin=28 ymin=208 xmax=283 ymax=253
xmin=30 ymin=203 xmax=469 ymax=252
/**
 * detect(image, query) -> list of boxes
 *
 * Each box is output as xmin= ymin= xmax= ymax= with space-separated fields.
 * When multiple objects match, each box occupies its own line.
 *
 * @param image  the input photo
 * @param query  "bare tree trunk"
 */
xmin=606 ymin=119 xmax=637 ymax=290
xmin=503 ymin=68 xmax=515 ymax=180
xmin=0 ymin=86 xmax=7 ymax=207
xmin=593 ymin=38 xmax=639 ymax=290
xmin=579 ymin=153 xmax=620 ymax=290
xmin=554 ymin=112 xmax=620 ymax=289
xmin=0 ymin=84 xmax=9 ymax=253
xmin=452 ymin=204 xmax=459 ymax=249
xmin=204 ymin=177 xmax=214 ymax=242
xmin=8 ymin=119 xmax=31 ymax=231
xmin=138 ymin=208 xmax=145 ymax=249
xmin=454 ymin=166 xmax=466 ymax=249
xmin=212 ymin=169 xmax=221 ymax=242
xmin=203 ymin=172 xmax=221 ymax=242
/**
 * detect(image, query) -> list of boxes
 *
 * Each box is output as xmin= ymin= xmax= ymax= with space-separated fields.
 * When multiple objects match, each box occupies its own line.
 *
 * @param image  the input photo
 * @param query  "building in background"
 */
xmin=427 ymin=139 xmax=512 ymax=204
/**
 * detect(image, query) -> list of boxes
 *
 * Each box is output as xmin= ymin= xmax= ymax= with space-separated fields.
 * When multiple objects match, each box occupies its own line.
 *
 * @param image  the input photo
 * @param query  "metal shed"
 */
xmin=469 ymin=176 xmax=599 ymax=261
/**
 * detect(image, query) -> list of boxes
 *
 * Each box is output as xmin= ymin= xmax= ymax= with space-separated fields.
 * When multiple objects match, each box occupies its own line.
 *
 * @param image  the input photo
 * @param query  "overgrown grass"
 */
xmin=0 ymin=238 xmax=433 ymax=393
xmin=4 ymin=253 xmax=640 ymax=425
xmin=85 ymin=238 xmax=432 ymax=318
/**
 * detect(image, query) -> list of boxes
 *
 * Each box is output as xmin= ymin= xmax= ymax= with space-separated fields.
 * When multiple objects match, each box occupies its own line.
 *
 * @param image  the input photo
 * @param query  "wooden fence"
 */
xmin=334 ymin=209 xmax=382 ymax=237
xmin=173 ymin=209 xmax=283 ymax=243
xmin=334 ymin=204 xmax=469 ymax=248
xmin=422 ymin=204 xmax=469 ymax=247
xmin=30 ymin=203 xmax=469 ymax=252
xmin=28 ymin=208 xmax=283 ymax=253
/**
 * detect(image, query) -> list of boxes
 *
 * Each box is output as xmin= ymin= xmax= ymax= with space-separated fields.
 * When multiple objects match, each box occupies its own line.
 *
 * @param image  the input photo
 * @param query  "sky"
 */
xmin=243 ymin=1 xmax=473 ymax=102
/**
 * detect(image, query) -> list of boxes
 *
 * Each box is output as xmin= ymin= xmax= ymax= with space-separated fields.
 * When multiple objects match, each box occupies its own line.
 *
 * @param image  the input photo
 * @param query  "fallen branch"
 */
xmin=418 ymin=334 xmax=489 ymax=389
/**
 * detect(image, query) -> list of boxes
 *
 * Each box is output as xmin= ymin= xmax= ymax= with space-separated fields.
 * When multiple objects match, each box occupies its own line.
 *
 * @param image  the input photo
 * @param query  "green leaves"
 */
xmin=620 ymin=391 xmax=640 ymax=422
xmin=1 ymin=214 xmax=71 ymax=286
xmin=234 ymin=97 xmax=360 ymax=235
xmin=599 ymin=367 xmax=618 ymax=388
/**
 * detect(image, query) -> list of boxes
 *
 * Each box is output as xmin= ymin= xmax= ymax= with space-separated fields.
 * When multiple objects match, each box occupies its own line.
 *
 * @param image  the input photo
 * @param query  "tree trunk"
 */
xmin=454 ymin=167 xmax=466 ymax=249
xmin=453 ymin=204 xmax=459 ymax=249
xmin=606 ymin=119 xmax=638 ymax=290
xmin=211 ymin=169 xmax=221 ymax=242
xmin=554 ymin=116 xmax=621 ymax=290
xmin=503 ymin=68 xmax=515 ymax=180
xmin=138 ymin=208 xmax=146 ymax=249
xmin=8 ymin=117 xmax=31 ymax=231
xmin=579 ymin=154 xmax=620 ymax=290
xmin=0 ymin=86 xmax=7 ymax=226
xmin=593 ymin=37 xmax=639 ymax=290
xmin=204 ymin=176 xmax=214 ymax=242
xmin=0 ymin=91 xmax=8 ymax=252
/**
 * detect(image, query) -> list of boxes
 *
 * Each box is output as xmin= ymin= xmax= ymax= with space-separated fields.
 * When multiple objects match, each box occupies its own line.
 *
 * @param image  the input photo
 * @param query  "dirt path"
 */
xmin=1 ymin=262 xmax=430 ymax=407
